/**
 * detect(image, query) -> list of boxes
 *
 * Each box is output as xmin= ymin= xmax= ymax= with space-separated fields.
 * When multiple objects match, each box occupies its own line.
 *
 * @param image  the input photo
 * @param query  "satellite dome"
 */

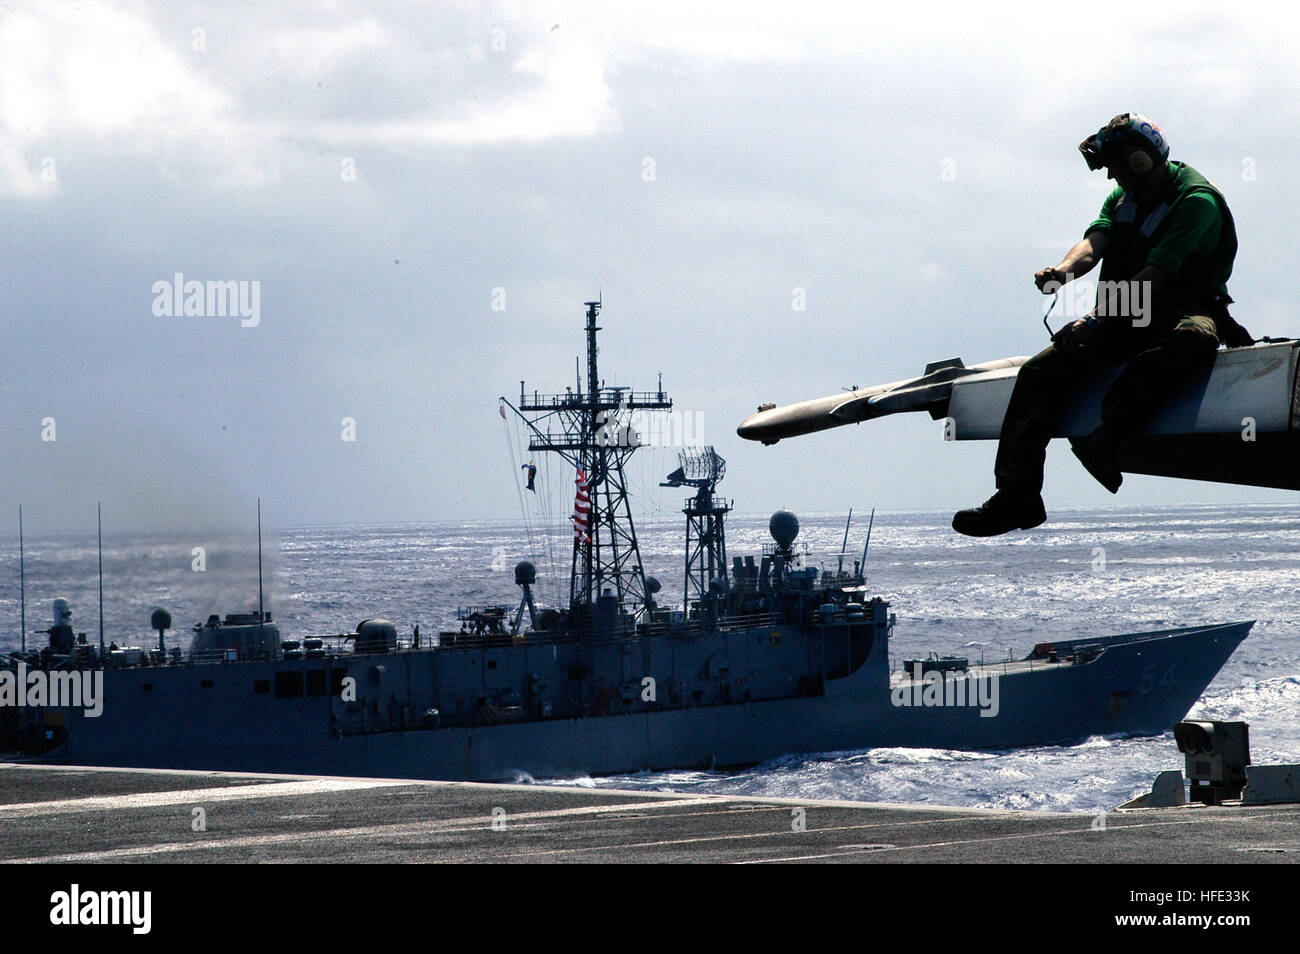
xmin=515 ymin=560 xmax=537 ymax=585
xmin=769 ymin=510 xmax=800 ymax=549
xmin=645 ymin=576 xmax=662 ymax=594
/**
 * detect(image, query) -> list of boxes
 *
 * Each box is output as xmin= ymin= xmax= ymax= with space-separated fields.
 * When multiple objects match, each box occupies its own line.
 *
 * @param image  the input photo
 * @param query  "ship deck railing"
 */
xmin=518 ymin=388 xmax=673 ymax=411
xmin=888 ymin=648 xmax=1104 ymax=683
xmin=159 ymin=611 xmax=788 ymax=657
xmin=888 ymin=656 xmax=1076 ymax=686
xmin=716 ymin=611 xmax=779 ymax=632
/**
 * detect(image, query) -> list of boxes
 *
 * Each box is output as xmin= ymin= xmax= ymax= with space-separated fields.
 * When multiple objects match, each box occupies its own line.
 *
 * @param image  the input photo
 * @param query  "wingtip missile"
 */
xmin=737 ymin=357 xmax=1029 ymax=444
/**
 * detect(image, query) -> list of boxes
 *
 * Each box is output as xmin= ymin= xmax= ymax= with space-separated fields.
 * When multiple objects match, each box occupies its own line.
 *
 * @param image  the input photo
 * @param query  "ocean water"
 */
xmin=2 ymin=503 xmax=1297 ymax=813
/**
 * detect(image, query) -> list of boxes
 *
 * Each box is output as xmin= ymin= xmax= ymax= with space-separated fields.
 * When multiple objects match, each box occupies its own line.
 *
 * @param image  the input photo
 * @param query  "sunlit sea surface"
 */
xmin=2 ymin=503 xmax=1297 ymax=813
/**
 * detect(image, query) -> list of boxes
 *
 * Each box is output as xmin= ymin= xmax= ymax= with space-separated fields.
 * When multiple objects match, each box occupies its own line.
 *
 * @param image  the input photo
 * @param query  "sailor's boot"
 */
xmin=1068 ymin=426 xmax=1123 ymax=494
xmin=952 ymin=490 xmax=1047 ymax=537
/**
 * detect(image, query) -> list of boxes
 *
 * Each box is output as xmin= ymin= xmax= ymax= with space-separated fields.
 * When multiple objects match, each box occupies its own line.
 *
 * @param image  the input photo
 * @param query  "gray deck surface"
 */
xmin=2 ymin=763 xmax=1298 ymax=863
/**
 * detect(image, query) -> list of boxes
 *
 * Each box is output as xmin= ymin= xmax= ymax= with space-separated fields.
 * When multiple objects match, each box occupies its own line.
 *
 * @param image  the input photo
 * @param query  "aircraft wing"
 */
xmin=737 ymin=340 xmax=1300 ymax=491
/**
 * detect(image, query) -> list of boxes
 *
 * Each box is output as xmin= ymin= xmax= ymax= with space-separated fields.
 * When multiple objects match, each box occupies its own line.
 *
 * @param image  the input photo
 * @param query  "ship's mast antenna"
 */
xmin=838 ymin=507 xmax=853 ymax=575
xmin=18 ymin=505 xmax=25 ymax=655
xmin=583 ymin=299 xmax=600 ymax=611
xmin=858 ymin=508 xmax=876 ymax=575
xmin=98 ymin=502 xmax=104 ymax=657
xmin=501 ymin=299 xmax=673 ymax=627
xmin=257 ymin=498 xmax=265 ymax=642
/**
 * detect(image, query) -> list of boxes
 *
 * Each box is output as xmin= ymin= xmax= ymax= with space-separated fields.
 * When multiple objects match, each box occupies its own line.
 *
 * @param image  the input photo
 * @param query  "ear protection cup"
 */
xmin=1080 ymin=112 xmax=1168 ymax=174
xmin=1128 ymin=148 xmax=1154 ymax=175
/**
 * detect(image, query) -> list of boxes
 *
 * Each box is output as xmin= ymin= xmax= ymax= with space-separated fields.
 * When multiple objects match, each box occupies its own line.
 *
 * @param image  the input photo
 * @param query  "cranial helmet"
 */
xmin=1079 ymin=113 xmax=1170 ymax=174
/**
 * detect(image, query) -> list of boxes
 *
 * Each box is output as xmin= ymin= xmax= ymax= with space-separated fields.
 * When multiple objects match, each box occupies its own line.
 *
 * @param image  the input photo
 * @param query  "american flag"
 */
xmin=572 ymin=468 xmax=591 ymax=542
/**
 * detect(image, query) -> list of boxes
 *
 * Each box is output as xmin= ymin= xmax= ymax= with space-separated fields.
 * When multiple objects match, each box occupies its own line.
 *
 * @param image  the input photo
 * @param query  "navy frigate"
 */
xmin=1 ymin=302 xmax=1253 ymax=781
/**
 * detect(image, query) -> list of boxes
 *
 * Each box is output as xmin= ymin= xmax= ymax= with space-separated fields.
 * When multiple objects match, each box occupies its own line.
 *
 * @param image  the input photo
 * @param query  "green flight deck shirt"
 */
xmin=1085 ymin=160 xmax=1237 ymax=310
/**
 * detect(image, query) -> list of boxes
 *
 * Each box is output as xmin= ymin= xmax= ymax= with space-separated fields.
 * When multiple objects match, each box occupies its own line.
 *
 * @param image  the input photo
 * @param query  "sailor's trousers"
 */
xmin=993 ymin=309 xmax=1222 ymax=495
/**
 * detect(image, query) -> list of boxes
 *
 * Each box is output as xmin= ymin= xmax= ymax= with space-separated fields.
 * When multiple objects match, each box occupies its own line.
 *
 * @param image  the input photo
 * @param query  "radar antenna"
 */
xmin=661 ymin=446 xmax=731 ymax=608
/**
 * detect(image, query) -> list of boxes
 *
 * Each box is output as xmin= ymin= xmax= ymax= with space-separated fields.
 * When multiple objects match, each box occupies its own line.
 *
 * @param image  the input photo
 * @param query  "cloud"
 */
xmin=0 ymin=2 xmax=623 ymax=198
xmin=307 ymin=30 xmax=617 ymax=146
xmin=0 ymin=2 xmax=234 ymax=196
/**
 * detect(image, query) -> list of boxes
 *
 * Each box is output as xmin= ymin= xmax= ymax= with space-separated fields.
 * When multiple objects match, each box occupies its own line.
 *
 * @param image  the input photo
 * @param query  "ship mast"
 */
xmin=503 ymin=300 xmax=672 ymax=622
xmin=661 ymin=447 xmax=731 ymax=609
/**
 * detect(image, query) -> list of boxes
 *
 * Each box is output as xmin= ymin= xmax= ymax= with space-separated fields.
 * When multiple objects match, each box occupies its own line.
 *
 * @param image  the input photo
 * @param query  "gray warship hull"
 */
xmin=20 ymin=617 xmax=1251 ymax=782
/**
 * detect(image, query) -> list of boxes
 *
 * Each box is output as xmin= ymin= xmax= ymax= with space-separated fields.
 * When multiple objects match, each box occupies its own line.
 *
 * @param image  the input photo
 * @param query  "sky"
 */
xmin=4 ymin=0 xmax=1300 ymax=535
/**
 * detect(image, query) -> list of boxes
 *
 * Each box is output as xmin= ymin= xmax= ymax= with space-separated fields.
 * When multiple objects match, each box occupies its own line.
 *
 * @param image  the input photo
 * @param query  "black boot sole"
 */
xmin=952 ymin=503 xmax=1046 ymax=537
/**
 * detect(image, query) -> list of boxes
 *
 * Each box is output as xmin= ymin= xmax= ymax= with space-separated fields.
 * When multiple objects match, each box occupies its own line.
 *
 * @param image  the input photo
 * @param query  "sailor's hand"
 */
xmin=1050 ymin=315 xmax=1102 ymax=348
xmin=1052 ymin=317 xmax=1093 ymax=348
xmin=1035 ymin=266 xmax=1068 ymax=293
